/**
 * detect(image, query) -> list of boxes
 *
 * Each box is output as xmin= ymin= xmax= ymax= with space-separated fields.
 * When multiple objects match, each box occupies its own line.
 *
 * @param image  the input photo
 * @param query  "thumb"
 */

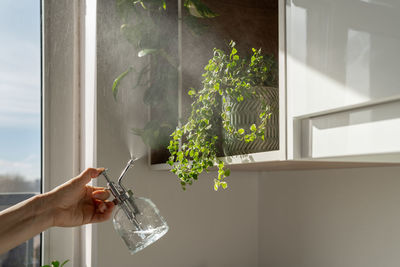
xmin=74 ymin=167 xmax=105 ymax=185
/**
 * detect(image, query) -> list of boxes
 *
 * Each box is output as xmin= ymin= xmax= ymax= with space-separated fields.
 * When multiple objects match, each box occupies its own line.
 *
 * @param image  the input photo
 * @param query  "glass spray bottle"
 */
xmin=100 ymin=159 xmax=168 ymax=254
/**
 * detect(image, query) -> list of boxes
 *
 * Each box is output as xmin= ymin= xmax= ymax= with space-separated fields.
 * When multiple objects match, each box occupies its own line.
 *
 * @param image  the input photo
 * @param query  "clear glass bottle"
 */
xmin=101 ymin=159 xmax=168 ymax=254
xmin=113 ymin=191 xmax=169 ymax=254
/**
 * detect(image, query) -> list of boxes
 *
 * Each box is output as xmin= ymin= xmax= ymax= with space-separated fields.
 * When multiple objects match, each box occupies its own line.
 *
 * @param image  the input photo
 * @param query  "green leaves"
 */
xmin=221 ymin=181 xmax=228 ymax=189
xmin=112 ymin=67 xmax=133 ymax=100
xmin=188 ymin=88 xmax=196 ymax=96
xmin=167 ymin=40 xmax=277 ymax=191
xmin=184 ymin=0 xmax=218 ymax=18
xmin=113 ymin=0 xmax=218 ymax=168
xmin=41 ymin=259 xmax=69 ymax=267
xmin=132 ymin=120 xmax=173 ymax=149
xmin=214 ymin=181 xmax=219 ymax=191
xmin=214 ymin=178 xmax=228 ymax=191
xmin=224 ymin=169 xmax=230 ymax=177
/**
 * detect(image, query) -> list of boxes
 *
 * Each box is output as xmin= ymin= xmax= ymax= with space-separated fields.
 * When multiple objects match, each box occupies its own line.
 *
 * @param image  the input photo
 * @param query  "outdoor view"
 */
xmin=0 ymin=0 xmax=41 ymax=266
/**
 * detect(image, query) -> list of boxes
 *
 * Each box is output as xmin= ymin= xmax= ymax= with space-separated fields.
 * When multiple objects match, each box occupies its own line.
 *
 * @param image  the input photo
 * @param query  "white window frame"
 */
xmin=42 ymin=0 xmax=97 ymax=266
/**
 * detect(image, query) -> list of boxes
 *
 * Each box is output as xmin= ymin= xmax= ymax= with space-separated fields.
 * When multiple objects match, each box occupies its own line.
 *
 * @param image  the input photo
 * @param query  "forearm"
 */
xmin=0 ymin=193 xmax=55 ymax=254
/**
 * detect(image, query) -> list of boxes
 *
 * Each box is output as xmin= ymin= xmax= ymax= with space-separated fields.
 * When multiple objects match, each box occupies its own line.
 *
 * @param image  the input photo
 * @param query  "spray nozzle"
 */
xmin=117 ymin=157 xmax=138 ymax=191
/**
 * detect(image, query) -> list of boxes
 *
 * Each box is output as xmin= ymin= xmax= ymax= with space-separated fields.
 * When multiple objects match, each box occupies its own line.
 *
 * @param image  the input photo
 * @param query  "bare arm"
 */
xmin=0 ymin=168 xmax=115 ymax=254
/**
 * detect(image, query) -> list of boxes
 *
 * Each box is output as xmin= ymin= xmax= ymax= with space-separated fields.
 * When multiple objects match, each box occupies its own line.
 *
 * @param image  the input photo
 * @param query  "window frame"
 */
xmin=41 ymin=0 xmax=97 ymax=265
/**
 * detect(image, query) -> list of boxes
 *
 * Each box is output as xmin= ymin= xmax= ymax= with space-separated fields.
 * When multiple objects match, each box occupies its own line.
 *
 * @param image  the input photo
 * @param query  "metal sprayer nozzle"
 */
xmin=99 ymin=159 xmax=144 ymax=230
xmin=117 ymin=158 xmax=137 ymax=190
xmin=127 ymin=158 xmax=136 ymax=166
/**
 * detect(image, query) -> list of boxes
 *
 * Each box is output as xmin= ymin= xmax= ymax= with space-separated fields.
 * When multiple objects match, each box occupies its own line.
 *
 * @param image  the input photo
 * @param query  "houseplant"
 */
xmin=112 ymin=0 xmax=217 ymax=152
xmin=168 ymin=41 xmax=278 ymax=190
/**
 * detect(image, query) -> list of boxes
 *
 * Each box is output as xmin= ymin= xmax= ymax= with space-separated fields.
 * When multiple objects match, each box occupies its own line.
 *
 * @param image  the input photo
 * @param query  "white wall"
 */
xmin=287 ymin=0 xmax=400 ymax=116
xmin=95 ymin=104 xmax=259 ymax=267
xmin=96 ymin=2 xmax=400 ymax=267
xmin=95 ymin=1 xmax=258 ymax=266
xmin=258 ymin=166 xmax=400 ymax=267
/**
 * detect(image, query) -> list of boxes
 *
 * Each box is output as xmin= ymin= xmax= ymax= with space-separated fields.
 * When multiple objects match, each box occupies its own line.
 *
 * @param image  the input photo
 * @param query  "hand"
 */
xmin=0 ymin=168 xmax=116 ymax=254
xmin=47 ymin=168 xmax=115 ymax=227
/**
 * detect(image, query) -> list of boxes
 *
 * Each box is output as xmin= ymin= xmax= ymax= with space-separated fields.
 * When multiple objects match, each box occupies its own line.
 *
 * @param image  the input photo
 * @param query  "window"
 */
xmin=0 ymin=1 xmax=42 ymax=266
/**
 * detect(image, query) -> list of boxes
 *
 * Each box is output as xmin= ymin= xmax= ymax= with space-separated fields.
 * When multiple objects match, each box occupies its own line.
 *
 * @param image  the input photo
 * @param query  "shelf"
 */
xmin=227 ymin=160 xmax=399 ymax=171
xmin=150 ymin=149 xmax=400 ymax=171
xmin=298 ymin=100 xmax=400 ymax=159
xmin=150 ymin=157 xmax=399 ymax=172
xmin=293 ymin=94 xmax=400 ymax=120
xmin=150 ymin=150 xmax=284 ymax=171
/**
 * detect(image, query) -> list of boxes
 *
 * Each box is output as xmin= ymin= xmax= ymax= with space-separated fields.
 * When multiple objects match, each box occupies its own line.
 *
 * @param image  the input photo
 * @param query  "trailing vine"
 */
xmin=168 ymin=41 xmax=278 ymax=190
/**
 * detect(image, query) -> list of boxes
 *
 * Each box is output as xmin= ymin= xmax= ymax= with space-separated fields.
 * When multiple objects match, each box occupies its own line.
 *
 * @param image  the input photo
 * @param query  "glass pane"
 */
xmin=0 ymin=0 xmax=41 ymax=266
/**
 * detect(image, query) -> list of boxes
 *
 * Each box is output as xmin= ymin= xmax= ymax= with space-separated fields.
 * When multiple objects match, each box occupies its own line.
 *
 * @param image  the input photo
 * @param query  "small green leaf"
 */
xmin=51 ymin=261 xmax=60 ymax=267
xmin=231 ymin=47 xmax=237 ymax=55
xmin=214 ymin=181 xmax=219 ymax=191
xmin=139 ymin=1 xmax=147 ymax=9
xmin=218 ymin=161 xmax=224 ymax=169
xmin=250 ymin=124 xmax=257 ymax=132
xmin=224 ymin=169 xmax=230 ymax=176
xmin=185 ymin=0 xmax=218 ymax=18
xmin=237 ymin=95 xmax=244 ymax=102
xmin=60 ymin=260 xmax=70 ymax=267
xmin=112 ymin=67 xmax=132 ymax=100
xmin=221 ymin=181 xmax=228 ymax=189
xmin=238 ymin=128 xmax=245 ymax=135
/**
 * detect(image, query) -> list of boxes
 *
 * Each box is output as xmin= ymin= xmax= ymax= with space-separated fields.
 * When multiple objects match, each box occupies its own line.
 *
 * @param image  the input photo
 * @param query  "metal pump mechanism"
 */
xmin=100 ymin=158 xmax=169 ymax=254
xmin=100 ymin=158 xmax=141 ymax=229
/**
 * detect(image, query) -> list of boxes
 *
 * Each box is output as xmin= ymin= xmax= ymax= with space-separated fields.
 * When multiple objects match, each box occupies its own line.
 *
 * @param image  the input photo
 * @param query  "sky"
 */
xmin=0 ymin=0 xmax=41 ymax=181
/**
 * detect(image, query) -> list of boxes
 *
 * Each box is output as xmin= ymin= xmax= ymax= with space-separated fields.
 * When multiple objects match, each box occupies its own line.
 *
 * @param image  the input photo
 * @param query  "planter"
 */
xmin=222 ymin=86 xmax=279 ymax=156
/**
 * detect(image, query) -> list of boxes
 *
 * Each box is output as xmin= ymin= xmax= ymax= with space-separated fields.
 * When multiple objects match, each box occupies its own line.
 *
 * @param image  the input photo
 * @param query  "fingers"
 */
xmin=94 ymin=199 xmax=114 ymax=215
xmin=97 ymin=202 xmax=107 ymax=213
xmin=92 ymin=201 xmax=115 ymax=223
xmin=92 ymin=190 xmax=110 ymax=201
xmin=92 ymin=189 xmax=113 ymax=220
xmin=92 ymin=186 xmax=108 ymax=191
xmin=74 ymin=168 xmax=105 ymax=185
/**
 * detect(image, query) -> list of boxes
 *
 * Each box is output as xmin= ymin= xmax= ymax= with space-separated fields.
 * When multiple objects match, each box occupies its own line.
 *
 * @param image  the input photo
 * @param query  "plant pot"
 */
xmin=222 ymin=86 xmax=279 ymax=156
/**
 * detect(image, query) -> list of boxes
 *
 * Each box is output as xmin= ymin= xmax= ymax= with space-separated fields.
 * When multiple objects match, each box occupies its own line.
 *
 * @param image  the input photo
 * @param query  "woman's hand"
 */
xmin=47 ymin=168 xmax=115 ymax=227
xmin=0 ymin=167 xmax=115 ymax=254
